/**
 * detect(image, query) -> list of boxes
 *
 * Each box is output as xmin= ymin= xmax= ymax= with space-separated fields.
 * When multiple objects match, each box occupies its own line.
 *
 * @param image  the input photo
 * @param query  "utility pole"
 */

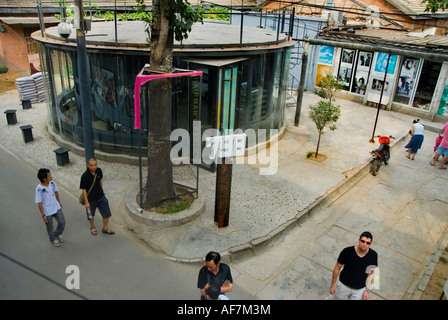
xmin=370 ymin=53 xmax=391 ymax=143
xmin=207 ymin=134 xmax=246 ymax=228
xmin=74 ymin=0 xmax=95 ymax=163
xmin=295 ymin=40 xmax=309 ymax=126
xmin=215 ymin=157 xmax=232 ymax=228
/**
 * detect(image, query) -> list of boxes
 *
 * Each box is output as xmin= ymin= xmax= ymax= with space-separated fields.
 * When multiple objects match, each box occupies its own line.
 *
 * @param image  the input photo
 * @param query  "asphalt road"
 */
xmin=0 ymin=143 xmax=255 ymax=300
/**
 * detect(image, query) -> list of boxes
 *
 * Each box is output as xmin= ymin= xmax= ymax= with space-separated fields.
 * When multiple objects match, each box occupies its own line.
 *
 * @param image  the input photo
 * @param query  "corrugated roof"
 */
xmin=0 ymin=0 xmax=38 ymax=9
xmin=318 ymin=27 xmax=448 ymax=56
xmin=0 ymin=16 xmax=60 ymax=24
xmin=260 ymin=0 xmax=448 ymax=17
xmin=386 ymin=0 xmax=435 ymax=16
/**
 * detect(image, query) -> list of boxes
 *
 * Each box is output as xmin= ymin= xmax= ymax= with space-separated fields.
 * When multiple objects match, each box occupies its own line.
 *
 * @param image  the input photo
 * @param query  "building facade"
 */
xmin=32 ymin=20 xmax=296 ymax=166
xmin=308 ymin=28 xmax=448 ymax=122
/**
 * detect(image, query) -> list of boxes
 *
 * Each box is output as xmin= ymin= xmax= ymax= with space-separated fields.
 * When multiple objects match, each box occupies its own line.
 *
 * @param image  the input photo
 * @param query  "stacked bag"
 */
xmin=32 ymin=72 xmax=46 ymax=102
xmin=15 ymin=72 xmax=46 ymax=104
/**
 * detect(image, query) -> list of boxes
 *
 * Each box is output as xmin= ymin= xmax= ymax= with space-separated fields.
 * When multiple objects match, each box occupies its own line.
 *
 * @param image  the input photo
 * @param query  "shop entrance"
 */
xmin=188 ymin=58 xmax=245 ymax=171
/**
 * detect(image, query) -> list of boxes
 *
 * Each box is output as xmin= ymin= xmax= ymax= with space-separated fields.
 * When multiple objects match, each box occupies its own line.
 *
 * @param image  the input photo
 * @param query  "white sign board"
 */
xmin=206 ymin=134 xmax=246 ymax=160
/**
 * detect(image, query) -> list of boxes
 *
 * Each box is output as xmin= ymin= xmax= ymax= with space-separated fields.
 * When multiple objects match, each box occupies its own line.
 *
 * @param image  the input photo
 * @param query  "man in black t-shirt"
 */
xmin=197 ymin=251 xmax=233 ymax=300
xmin=80 ymin=158 xmax=114 ymax=236
xmin=329 ymin=231 xmax=378 ymax=300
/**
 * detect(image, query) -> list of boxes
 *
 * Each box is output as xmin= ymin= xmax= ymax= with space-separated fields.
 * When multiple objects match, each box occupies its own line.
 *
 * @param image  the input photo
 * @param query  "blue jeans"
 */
xmin=45 ymin=209 xmax=65 ymax=242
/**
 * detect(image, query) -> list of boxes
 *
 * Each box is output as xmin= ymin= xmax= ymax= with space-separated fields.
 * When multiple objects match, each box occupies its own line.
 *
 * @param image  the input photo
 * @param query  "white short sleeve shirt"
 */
xmin=35 ymin=181 xmax=61 ymax=216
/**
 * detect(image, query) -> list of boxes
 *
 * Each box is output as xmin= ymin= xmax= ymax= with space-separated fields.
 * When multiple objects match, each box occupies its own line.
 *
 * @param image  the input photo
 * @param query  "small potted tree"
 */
xmin=308 ymin=74 xmax=343 ymax=159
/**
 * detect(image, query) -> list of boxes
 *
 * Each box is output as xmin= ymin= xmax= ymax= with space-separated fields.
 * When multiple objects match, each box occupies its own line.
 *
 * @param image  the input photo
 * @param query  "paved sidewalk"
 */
xmin=1 ymin=89 xmax=447 ymax=300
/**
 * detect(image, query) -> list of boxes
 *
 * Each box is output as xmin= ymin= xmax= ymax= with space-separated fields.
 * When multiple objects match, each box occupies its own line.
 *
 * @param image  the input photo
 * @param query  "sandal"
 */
xmin=102 ymin=228 xmax=115 ymax=235
xmin=91 ymin=227 xmax=98 ymax=236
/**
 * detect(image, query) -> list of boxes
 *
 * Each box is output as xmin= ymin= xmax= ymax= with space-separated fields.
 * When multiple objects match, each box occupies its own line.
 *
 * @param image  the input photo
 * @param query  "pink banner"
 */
xmin=134 ymin=68 xmax=203 ymax=129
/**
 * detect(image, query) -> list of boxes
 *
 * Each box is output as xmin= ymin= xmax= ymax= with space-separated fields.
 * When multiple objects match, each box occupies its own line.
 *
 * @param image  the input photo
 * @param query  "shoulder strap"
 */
xmin=87 ymin=173 xmax=97 ymax=196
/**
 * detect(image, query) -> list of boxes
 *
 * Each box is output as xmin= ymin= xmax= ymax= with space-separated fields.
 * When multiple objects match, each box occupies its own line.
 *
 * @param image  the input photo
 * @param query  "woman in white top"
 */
xmin=405 ymin=119 xmax=424 ymax=160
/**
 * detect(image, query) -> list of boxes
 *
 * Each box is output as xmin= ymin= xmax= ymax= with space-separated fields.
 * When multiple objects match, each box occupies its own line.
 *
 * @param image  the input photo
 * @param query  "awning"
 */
xmin=0 ymin=16 xmax=59 ymax=25
xmin=185 ymin=57 xmax=248 ymax=67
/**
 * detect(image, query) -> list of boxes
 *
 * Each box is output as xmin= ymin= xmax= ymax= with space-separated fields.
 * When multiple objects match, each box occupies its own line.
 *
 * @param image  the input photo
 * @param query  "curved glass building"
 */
xmin=32 ymin=20 xmax=296 ymax=166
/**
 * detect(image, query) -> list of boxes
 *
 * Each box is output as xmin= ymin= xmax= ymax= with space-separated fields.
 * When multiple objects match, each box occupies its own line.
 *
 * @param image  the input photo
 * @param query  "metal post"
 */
xmin=281 ymin=11 xmax=285 ymax=34
xmin=138 ymin=129 xmax=143 ymax=210
xmin=37 ymin=1 xmax=45 ymax=37
xmin=239 ymin=10 xmax=244 ymax=46
xmin=75 ymin=0 xmax=95 ymax=162
xmin=295 ymin=40 xmax=309 ymax=126
xmin=370 ymin=53 xmax=391 ymax=143
xmin=214 ymin=157 xmax=232 ymax=228
xmin=288 ymin=8 xmax=295 ymax=40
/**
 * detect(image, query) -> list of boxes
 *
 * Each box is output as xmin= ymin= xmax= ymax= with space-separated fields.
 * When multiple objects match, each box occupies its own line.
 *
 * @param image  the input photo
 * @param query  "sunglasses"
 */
xmin=360 ymin=239 xmax=371 ymax=245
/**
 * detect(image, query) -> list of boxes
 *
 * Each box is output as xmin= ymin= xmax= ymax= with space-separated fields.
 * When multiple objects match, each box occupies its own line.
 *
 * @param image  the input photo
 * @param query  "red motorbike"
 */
xmin=370 ymin=135 xmax=395 ymax=176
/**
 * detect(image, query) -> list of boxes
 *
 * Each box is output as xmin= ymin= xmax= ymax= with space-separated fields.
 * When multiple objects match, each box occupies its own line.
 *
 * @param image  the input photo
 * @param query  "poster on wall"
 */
xmin=437 ymin=77 xmax=448 ymax=116
xmin=358 ymin=51 xmax=372 ymax=68
xmin=315 ymin=46 xmax=334 ymax=86
xmin=374 ymin=52 xmax=397 ymax=75
xmin=353 ymin=70 xmax=369 ymax=94
xmin=395 ymin=58 xmax=419 ymax=105
xmin=338 ymin=49 xmax=355 ymax=88
xmin=367 ymin=53 xmax=398 ymax=104
xmin=91 ymin=65 xmax=117 ymax=108
xmin=351 ymin=51 xmax=372 ymax=95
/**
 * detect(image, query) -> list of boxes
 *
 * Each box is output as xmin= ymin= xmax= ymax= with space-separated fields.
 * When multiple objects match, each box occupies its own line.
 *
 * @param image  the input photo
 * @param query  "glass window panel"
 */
xmin=437 ymin=74 xmax=448 ymax=116
xmin=413 ymin=60 xmax=442 ymax=110
xmin=338 ymin=49 xmax=355 ymax=91
xmin=393 ymin=57 xmax=419 ymax=105
xmin=350 ymin=51 xmax=372 ymax=95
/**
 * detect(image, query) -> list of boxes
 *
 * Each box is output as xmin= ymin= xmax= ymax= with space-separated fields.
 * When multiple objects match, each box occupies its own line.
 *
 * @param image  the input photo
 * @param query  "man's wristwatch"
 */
xmin=365 ymin=288 xmax=370 ymax=293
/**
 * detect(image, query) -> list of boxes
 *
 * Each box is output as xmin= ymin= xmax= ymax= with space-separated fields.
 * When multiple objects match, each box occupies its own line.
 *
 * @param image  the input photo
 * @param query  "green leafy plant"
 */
xmin=422 ymin=0 xmax=448 ymax=13
xmin=202 ymin=7 xmax=230 ymax=21
xmin=308 ymin=74 xmax=342 ymax=158
xmin=0 ymin=66 xmax=8 ymax=74
xmin=157 ymin=199 xmax=192 ymax=214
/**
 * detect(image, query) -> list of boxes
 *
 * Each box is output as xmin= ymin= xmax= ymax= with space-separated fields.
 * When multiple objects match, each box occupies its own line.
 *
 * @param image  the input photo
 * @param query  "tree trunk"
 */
xmin=315 ymin=131 xmax=322 ymax=158
xmin=146 ymin=0 xmax=176 ymax=207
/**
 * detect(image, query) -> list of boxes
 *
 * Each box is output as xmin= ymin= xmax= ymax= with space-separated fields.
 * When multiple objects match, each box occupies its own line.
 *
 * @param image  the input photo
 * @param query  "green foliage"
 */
xmin=135 ymin=0 xmax=203 ymax=42
xmin=165 ymin=0 xmax=204 ymax=41
xmin=55 ymin=2 xmax=151 ymax=22
xmin=0 ymin=66 xmax=8 ymax=74
xmin=422 ymin=0 xmax=448 ymax=13
xmin=308 ymin=73 xmax=342 ymax=157
xmin=202 ymin=7 xmax=230 ymax=21
xmin=157 ymin=198 xmax=192 ymax=214
xmin=314 ymin=73 xmax=344 ymax=102
xmin=309 ymin=100 xmax=341 ymax=133
xmin=54 ymin=1 xmax=204 ymax=42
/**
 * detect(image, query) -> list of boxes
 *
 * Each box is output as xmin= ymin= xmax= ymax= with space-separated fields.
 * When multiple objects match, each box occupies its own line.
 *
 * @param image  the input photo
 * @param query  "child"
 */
xmin=205 ymin=279 xmax=230 ymax=300
xmin=434 ymin=133 xmax=443 ymax=153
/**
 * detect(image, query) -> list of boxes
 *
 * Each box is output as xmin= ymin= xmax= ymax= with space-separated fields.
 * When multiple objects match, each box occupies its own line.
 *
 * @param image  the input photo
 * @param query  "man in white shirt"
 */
xmin=35 ymin=168 xmax=65 ymax=247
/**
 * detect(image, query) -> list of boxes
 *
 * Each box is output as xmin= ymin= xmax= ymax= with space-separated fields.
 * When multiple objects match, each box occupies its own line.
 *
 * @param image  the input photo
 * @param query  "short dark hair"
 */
xmin=205 ymin=280 xmax=221 ymax=300
xmin=37 ymin=168 xmax=50 ymax=183
xmin=360 ymin=231 xmax=373 ymax=242
xmin=205 ymin=251 xmax=220 ymax=264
